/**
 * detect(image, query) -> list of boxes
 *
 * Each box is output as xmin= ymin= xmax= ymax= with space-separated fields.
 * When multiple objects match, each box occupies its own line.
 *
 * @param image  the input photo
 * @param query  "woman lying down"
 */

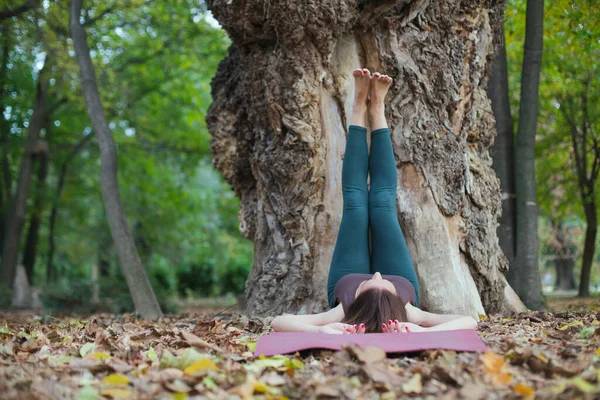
xmin=271 ymin=69 xmax=478 ymax=335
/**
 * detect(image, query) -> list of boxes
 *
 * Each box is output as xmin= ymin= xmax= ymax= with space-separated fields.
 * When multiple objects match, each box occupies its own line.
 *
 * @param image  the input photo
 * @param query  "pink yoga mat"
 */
xmin=254 ymin=330 xmax=487 ymax=357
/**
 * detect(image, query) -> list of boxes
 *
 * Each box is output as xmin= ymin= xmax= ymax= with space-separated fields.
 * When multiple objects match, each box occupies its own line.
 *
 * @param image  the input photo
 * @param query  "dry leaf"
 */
xmin=183 ymin=358 xmax=219 ymax=374
xmin=513 ymin=382 xmax=535 ymax=398
xmin=402 ymin=373 xmax=422 ymax=394
xmin=181 ymin=331 xmax=223 ymax=353
xmin=101 ymin=373 xmax=130 ymax=386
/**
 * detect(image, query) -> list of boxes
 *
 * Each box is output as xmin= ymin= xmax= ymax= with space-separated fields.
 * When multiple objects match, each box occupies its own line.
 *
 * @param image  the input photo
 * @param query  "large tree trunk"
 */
xmin=514 ymin=0 xmax=544 ymax=309
xmin=1 ymin=66 xmax=48 ymax=289
xmin=207 ymin=0 xmax=526 ymax=317
xmin=579 ymin=201 xmax=597 ymax=297
xmin=70 ymin=0 xmax=162 ymax=319
xmin=488 ymin=13 xmax=516 ymax=281
xmin=22 ymin=140 xmax=49 ymax=285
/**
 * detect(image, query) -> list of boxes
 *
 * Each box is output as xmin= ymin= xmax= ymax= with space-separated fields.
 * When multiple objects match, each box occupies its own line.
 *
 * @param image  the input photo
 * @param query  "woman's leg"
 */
xmin=368 ymin=73 xmax=420 ymax=305
xmin=327 ymin=69 xmax=372 ymax=307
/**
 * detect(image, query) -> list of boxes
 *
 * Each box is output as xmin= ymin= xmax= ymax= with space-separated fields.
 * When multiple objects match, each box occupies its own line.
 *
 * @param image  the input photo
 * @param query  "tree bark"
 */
xmin=579 ymin=201 xmax=597 ymax=296
xmin=46 ymin=133 xmax=92 ymax=281
xmin=207 ymin=0 xmax=525 ymax=317
xmin=70 ymin=0 xmax=162 ymax=319
xmin=1 ymin=66 xmax=48 ymax=289
xmin=514 ymin=0 xmax=544 ymax=309
xmin=488 ymin=13 xmax=516 ymax=282
xmin=22 ymin=140 xmax=49 ymax=284
xmin=0 ymin=22 xmax=13 ymax=259
xmin=551 ymin=220 xmax=576 ymax=291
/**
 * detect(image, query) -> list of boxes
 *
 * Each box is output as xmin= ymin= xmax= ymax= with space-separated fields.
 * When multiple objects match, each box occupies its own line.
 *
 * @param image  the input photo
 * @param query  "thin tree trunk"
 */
xmin=70 ymin=0 xmax=162 ymax=319
xmin=1 ymin=66 xmax=48 ymax=289
xmin=22 ymin=140 xmax=49 ymax=284
xmin=0 ymin=22 xmax=12 ymax=258
xmin=579 ymin=201 xmax=597 ymax=296
xmin=488 ymin=13 xmax=517 ymax=285
xmin=551 ymin=220 xmax=576 ymax=291
xmin=514 ymin=0 xmax=544 ymax=309
xmin=207 ymin=0 xmax=525 ymax=316
xmin=46 ymin=133 xmax=92 ymax=281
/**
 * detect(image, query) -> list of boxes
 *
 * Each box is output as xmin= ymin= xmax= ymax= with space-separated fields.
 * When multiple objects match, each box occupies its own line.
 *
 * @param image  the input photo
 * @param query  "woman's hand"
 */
xmin=382 ymin=319 xmax=427 ymax=333
xmin=318 ymin=323 xmax=367 ymax=334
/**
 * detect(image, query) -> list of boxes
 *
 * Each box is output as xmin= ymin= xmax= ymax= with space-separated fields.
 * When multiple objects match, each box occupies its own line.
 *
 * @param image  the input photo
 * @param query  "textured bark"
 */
xmin=207 ymin=0 xmax=525 ymax=317
xmin=514 ymin=0 xmax=544 ymax=309
xmin=488 ymin=15 xmax=516 ymax=282
xmin=70 ymin=0 xmax=162 ymax=319
xmin=22 ymin=140 xmax=49 ymax=284
xmin=46 ymin=133 xmax=92 ymax=281
xmin=1 ymin=68 xmax=48 ymax=289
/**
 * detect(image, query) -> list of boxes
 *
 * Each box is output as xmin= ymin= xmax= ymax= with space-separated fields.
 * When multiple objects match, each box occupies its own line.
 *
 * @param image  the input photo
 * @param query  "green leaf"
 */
xmin=579 ymin=327 xmax=595 ymax=339
xmin=80 ymin=343 xmax=95 ymax=358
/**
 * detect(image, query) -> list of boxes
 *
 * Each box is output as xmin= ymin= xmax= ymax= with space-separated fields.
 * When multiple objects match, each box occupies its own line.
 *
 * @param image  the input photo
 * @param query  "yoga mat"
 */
xmin=254 ymin=330 xmax=487 ymax=357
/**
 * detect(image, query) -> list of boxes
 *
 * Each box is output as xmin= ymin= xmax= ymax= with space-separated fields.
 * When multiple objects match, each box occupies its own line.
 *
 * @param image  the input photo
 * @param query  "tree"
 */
xmin=70 ymin=0 xmax=162 ymax=319
xmin=1 ymin=64 xmax=49 ymax=289
xmin=513 ymin=0 xmax=544 ymax=309
xmin=549 ymin=220 xmax=577 ymax=291
xmin=488 ymin=5 xmax=516 ymax=282
xmin=206 ymin=0 xmax=526 ymax=316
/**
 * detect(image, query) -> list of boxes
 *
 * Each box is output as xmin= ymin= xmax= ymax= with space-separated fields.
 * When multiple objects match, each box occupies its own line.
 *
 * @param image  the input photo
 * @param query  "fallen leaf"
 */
xmin=402 ymin=373 xmax=422 ymax=394
xmin=349 ymin=345 xmax=386 ymax=364
xmin=183 ymin=358 xmax=219 ymax=374
xmin=99 ymin=387 xmax=133 ymax=399
xmin=101 ymin=373 xmax=130 ymax=386
xmin=181 ymin=331 xmax=223 ymax=353
xmin=90 ymin=352 xmax=111 ymax=361
xmin=579 ymin=327 xmax=595 ymax=339
xmin=147 ymin=346 xmax=157 ymax=362
xmin=80 ymin=343 xmax=95 ymax=358
xmin=76 ymin=385 xmax=101 ymax=400
xmin=513 ymin=382 xmax=535 ymax=398
xmin=165 ymin=379 xmax=192 ymax=393
xmin=570 ymin=376 xmax=597 ymax=393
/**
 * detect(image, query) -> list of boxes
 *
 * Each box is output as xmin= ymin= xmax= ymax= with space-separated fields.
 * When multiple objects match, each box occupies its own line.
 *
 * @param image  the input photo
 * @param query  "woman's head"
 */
xmin=342 ymin=287 xmax=408 ymax=333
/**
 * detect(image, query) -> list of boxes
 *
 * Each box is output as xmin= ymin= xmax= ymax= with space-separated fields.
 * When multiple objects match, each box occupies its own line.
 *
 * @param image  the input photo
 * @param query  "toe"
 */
xmin=373 ymin=72 xmax=381 ymax=78
xmin=362 ymin=68 xmax=370 ymax=77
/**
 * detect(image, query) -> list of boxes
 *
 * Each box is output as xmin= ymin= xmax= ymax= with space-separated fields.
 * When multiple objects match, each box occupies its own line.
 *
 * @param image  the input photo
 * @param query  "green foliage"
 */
xmin=1 ymin=1 xmax=250 ymax=310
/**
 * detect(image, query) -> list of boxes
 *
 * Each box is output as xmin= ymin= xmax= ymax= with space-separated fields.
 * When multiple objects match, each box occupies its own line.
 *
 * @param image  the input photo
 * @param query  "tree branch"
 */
xmin=0 ymin=0 xmax=36 ymax=21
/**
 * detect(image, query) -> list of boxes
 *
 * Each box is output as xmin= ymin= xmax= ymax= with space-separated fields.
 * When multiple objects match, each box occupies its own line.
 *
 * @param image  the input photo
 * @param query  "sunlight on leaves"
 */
xmin=0 ymin=323 xmax=13 ymax=335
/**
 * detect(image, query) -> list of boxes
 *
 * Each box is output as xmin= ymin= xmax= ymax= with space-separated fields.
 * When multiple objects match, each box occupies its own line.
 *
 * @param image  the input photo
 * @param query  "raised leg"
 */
xmin=368 ymin=73 xmax=420 ymax=305
xmin=327 ymin=69 xmax=372 ymax=307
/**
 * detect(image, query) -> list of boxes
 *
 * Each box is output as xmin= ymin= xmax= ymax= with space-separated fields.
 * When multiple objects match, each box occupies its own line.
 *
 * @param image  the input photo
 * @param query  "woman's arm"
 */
xmin=271 ymin=304 xmax=345 ymax=333
xmin=405 ymin=303 xmax=477 ymax=331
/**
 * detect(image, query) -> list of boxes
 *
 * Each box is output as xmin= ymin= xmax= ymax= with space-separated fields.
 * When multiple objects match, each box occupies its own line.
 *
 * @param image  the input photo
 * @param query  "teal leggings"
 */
xmin=327 ymin=125 xmax=420 ymax=307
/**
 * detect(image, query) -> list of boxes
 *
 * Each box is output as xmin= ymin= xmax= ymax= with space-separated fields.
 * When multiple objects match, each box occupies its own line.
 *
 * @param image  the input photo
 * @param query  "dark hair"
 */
xmin=342 ymin=288 xmax=408 ymax=333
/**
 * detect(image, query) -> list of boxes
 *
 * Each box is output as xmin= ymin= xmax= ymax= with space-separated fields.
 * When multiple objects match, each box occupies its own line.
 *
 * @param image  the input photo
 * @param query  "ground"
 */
xmin=1 ymin=297 xmax=600 ymax=399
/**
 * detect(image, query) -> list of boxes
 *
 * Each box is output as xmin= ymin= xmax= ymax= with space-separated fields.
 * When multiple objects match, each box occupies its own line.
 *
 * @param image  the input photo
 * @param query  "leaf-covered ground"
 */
xmin=2 ymin=300 xmax=600 ymax=399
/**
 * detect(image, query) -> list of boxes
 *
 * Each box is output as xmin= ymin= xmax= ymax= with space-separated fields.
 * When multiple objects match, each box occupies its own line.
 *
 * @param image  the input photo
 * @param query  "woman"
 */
xmin=272 ymin=69 xmax=477 ymax=334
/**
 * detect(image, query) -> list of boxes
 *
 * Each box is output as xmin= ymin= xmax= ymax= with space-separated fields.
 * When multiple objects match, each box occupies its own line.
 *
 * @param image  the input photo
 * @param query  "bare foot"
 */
xmin=352 ymin=68 xmax=371 ymax=109
xmin=369 ymin=72 xmax=393 ymax=106
xmin=350 ymin=68 xmax=371 ymax=126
